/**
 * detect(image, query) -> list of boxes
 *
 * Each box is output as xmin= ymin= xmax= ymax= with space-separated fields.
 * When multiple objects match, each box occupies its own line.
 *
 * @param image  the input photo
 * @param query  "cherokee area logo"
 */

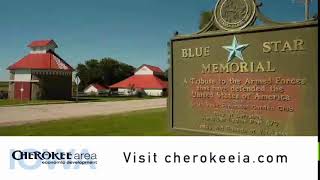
xmin=10 ymin=148 xmax=98 ymax=170
xmin=214 ymin=0 xmax=256 ymax=31
xmin=223 ymin=36 xmax=249 ymax=62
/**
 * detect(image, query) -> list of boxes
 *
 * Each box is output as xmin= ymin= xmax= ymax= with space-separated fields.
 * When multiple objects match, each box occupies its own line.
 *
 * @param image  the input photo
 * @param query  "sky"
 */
xmin=0 ymin=0 xmax=318 ymax=80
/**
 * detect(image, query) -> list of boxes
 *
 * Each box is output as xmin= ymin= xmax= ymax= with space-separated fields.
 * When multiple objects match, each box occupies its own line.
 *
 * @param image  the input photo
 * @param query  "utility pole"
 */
xmin=305 ymin=0 xmax=310 ymax=20
xmin=293 ymin=0 xmax=311 ymax=20
xmin=20 ymin=83 xmax=24 ymax=101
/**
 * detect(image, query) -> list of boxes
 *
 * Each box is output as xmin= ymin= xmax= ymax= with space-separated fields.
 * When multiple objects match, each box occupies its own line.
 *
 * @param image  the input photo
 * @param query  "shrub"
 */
xmin=0 ymin=91 xmax=8 ymax=99
xmin=136 ymin=90 xmax=147 ymax=98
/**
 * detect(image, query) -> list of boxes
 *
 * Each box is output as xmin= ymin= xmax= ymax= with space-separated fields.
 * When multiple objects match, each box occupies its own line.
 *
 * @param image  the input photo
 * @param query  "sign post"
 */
xmin=20 ymin=87 xmax=24 ymax=101
xmin=75 ymin=76 xmax=81 ymax=103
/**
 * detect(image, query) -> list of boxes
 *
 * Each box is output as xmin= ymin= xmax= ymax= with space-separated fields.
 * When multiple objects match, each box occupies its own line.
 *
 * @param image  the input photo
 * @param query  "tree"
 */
xmin=76 ymin=64 xmax=87 ymax=90
xmin=312 ymin=13 xmax=319 ymax=20
xmin=76 ymin=58 xmax=135 ymax=91
xmin=85 ymin=59 xmax=103 ymax=84
xmin=164 ymin=69 xmax=169 ymax=81
xmin=199 ymin=11 xmax=218 ymax=31
xmin=128 ymin=83 xmax=135 ymax=96
xmin=199 ymin=11 xmax=212 ymax=29
xmin=100 ymin=58 xmax=135 ymax=85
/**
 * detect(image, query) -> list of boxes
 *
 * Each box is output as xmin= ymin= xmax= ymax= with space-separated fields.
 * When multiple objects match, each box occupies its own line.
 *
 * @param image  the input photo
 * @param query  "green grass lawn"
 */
xmin=0 ymin=82 xmax=8 ymax=91
xmin=0 ymin=99 xmax=69 ymax=106
xmin=0 ymin=108 xmax=194 ymax=136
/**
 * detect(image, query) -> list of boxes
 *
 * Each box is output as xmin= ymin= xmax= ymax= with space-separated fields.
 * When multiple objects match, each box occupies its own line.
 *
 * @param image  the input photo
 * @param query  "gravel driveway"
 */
xmin=0 ymin=98 xmax=167 ymax=127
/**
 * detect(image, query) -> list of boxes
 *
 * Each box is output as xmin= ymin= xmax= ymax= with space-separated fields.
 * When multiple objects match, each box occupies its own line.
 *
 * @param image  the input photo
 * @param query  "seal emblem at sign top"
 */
xmin=214 ymin=0 xmax=256 ymax=31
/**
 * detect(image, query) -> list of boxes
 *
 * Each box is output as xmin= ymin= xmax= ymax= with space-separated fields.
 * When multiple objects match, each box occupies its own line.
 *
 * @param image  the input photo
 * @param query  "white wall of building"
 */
xmin=30 ymin=44 xmax=56 ymax=54
xmin=134 ymin=66 xmax=153 ymax=75
xmin=118 ymin=88 xmax=163 ymax=97
xmin=84 ymin=85 xmax=98 ymax=95
xmin=144 ymin=89 xmax=163 ymax=96
xmin=118 ymin=88 xmax=136 ymax=96
xmin=13 ymin=70 xmax=31 ymax=82
xmin=30 ymin=47 xmax=47 ymax=54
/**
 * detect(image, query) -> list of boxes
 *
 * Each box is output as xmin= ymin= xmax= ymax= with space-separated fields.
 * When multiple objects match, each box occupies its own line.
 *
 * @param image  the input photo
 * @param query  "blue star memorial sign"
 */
xmin=223 ymin=36 xmax=249 ymax=62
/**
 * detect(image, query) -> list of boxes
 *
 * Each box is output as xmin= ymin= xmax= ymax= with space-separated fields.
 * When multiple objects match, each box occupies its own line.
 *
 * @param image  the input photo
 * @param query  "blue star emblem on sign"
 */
xmin=223 ymin=36 xmax=249 ymax=62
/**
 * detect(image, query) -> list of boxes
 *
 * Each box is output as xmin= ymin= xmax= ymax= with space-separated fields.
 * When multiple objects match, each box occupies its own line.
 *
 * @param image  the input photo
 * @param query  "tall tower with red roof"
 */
xmin=7 ymin=40 xmax=74 ymax=100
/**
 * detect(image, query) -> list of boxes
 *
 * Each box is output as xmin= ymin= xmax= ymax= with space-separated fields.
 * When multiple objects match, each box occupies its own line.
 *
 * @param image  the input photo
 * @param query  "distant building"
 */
xmin=7 ymin=40 xmax=74 ymax=100
xmin=110 ymin=64 xmax=167 ymax=97
xmin=84 ymin=83 xmax=109 ymax=95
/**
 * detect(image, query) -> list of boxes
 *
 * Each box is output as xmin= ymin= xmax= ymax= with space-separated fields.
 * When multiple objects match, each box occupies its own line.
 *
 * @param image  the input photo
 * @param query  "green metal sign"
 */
xmin=169 ymin=19 xmax=318 ymax=135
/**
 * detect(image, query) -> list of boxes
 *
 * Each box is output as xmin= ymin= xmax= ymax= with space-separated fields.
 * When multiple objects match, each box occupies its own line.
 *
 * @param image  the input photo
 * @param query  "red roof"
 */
xmin=91 ymin=83 xmax=108 ymax=91
xmin=136 ymin=64 xmax=163 ymax=74
xmin=8 ymin=52 xmax=73 ymax=71
xmin=28 ymin=40 xmax=57 ymax=48
xmin=110 ymin=75 xmax=167 ymax=89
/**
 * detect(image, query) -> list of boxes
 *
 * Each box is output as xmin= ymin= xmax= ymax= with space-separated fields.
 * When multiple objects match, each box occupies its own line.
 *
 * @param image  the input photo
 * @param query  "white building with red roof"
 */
xmin=7 ymin=40 xmax=74 ymax=100
xmin=110 ymin=64 xmax=167 ymax=97
xmin=84 ymin=83 xmax=109 ymax=95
